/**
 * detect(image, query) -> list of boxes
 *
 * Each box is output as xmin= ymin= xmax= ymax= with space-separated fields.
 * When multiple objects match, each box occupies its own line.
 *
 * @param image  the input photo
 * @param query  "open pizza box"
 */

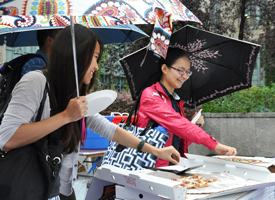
xmin=86 ymin=164 xmax=187 ymax=200
xmin=181 ymin=154 xmax=275 ymax=199
xmin=86 ymin=154 xmax=275 ymax=200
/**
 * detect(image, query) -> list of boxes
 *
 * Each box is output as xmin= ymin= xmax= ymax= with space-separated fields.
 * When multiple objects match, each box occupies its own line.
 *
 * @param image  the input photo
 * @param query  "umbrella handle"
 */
xmin=70 ymin=16 xmax=80 ymax=98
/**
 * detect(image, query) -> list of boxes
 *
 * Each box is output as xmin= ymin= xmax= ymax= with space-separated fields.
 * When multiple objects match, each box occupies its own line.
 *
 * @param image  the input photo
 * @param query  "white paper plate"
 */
xmin=191 ymin=109 xmax=202 ymax=124
xmin=85 ymin=90 xmax=117 ymax=117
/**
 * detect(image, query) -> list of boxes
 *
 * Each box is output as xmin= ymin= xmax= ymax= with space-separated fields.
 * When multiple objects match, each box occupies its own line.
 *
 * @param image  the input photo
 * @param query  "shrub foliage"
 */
xmin=202 ymin=84 xmax=275 ymax=113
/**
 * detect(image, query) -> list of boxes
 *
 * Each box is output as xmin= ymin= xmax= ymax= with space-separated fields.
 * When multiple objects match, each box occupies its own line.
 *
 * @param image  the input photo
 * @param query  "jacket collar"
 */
xmin=153 ymin=82 xmax=180 ymax=100
xmin=159 ymin=82 xmax=181 ymax=101
xmin=151 ymin=82 xmax=185 ymax=107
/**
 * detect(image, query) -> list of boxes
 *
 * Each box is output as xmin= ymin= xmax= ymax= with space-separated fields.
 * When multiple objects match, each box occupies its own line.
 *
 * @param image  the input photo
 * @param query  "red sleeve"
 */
xmin=139 ymin=88 xmax=218 ymax=150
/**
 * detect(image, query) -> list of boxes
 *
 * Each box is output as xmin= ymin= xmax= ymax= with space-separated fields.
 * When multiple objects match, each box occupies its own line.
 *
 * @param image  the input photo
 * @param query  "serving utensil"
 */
xmin=142 ymin=165 xmax=203 ymax=175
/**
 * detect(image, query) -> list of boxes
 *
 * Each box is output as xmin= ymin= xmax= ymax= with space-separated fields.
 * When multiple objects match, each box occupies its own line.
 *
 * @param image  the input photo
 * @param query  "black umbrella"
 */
xmin=119 ymin=25 xmax=261 ymax=108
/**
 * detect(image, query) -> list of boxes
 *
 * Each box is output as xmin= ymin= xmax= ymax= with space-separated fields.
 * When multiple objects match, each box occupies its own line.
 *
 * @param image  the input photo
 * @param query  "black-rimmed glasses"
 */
xmin=169 ymin=66 xmax=193 ymax=77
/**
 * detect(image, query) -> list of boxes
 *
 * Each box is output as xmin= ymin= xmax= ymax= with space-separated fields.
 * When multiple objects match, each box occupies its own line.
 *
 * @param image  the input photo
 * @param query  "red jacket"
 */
xmin=136 ymin=82 xmax=218 ymax=167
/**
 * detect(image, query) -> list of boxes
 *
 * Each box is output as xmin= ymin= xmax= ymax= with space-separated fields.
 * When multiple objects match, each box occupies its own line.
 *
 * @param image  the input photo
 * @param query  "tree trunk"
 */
xmin=238 ymin=0 xmax=247 ymax=40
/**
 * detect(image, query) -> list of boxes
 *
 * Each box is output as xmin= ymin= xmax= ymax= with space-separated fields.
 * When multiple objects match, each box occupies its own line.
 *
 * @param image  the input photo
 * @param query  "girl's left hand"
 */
xmin=191 ymin=112 xmax=205 ymax=127
xmin=154 ymin=146 xmax=180 ymax=165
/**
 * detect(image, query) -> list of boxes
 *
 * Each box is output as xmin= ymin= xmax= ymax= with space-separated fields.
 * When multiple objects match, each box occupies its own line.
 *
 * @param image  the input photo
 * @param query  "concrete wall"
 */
xmin=188 ymin=113 xmax=275 ymax=157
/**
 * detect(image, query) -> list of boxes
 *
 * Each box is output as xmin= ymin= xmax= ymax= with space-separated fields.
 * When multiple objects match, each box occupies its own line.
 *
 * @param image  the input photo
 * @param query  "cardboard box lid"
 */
xmin=213 ymin=155 xmax=275 ymax=168
xmin=93 ymin=165 xmax=187 ymax=200
xmin=90 ymin=155 xmax=275 ymax=200
xmin=182 ymin=154 xmax=275 ymax=182
xmin=186 ymin=185 xmax=275 ymax=200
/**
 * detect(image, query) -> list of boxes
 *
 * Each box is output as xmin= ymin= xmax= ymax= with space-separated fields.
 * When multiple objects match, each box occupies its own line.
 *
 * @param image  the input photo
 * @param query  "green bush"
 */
xmin=203 ymin=84 xmax=275 ymax=113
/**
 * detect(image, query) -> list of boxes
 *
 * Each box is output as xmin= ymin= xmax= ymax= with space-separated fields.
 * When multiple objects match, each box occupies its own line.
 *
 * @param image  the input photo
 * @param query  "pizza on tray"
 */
xmin=171 ymin=174 xmax=217 ymax=189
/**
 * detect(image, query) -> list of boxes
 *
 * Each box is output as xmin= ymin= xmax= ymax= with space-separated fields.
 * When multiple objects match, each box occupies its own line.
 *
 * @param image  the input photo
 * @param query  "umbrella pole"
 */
xmin=70 ymin=17 xmax=87 ymax=142
xmin=188 ymin=76 xmax=197 ymax=112
xmin=70 ymin=16 xmax=80 ymax=98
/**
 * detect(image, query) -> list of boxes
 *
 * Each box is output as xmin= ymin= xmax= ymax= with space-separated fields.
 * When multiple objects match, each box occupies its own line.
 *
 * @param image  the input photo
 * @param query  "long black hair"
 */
xmin=47 ymin=24 xmax=103 ymax=154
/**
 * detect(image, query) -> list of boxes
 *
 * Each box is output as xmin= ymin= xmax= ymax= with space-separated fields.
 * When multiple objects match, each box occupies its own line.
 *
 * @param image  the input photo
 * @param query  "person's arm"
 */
xmin=3 ymin=96 xmax=87 ymax=152
xmin=190 ymin=111 xmax=236 ymax=155
xmin=139 ymin=89 xmax=237 ymax=156
xmin=86 ymin=114 xmax=180 ymax=165
xmin=112 ymin=126 xmax=180 ymax=165
xmin=140 ymin=91 xmax=217 ymax=148
xmin=214 ymin=143 xmax=237 ymax=156
xmin=1 ymin=71 xmax=87 ymax=151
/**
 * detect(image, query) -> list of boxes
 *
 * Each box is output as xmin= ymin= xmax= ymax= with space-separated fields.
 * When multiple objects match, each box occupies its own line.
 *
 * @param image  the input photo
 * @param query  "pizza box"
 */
xmin=183 ymin=154 xmax=275 ymax=182
xmin=181 ymin=154 xmax=275 ymax=199
xmin=86 ymin=164 xmax=187 ymax=200
xmin=186 ymin=186 xmax=275 ymax=200
xmin=86 ymin=154 xmax=275 ymax=200
xmin=115 ymin=185 xmax=275 ymax=200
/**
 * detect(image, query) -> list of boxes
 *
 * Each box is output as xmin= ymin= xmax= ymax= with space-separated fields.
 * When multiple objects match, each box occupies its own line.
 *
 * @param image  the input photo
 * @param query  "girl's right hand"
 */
xmin=63 ymin=96 xmax=88 ymax=122
xmin=214 ymin=143 xmax=237 ymax=156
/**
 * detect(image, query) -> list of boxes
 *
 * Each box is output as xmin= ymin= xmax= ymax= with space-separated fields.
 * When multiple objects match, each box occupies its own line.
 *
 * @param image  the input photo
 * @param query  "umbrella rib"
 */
xmin=11 ymin=32 xmax=20 ymax=46
xmin=120 ymin=30 xmax=133 ymax=45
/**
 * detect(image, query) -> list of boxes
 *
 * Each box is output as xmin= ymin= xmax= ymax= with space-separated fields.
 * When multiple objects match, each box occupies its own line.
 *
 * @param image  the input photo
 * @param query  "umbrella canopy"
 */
xmin=119 ymin=25 xmax=261 ymax=108
xmin=0 ymin=0 xmax=201 ymax=57
xmin=0 ymin=1 xmax=201 ymax=99
xmin=0 ymin=14 xmax=148 ymax=97
xmin=0 ymin=16 xmax=148 ymax=46
xmin=0 ymin=0 xmax=201 ymax=24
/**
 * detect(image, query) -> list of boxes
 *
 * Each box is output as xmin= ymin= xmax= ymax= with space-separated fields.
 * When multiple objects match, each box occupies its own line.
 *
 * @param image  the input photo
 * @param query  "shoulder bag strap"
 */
xmin=35 ymin=77 xmax=48 ymax=122
xmin=116 ymin=88 xmax=160 ymax=152
xmin=40 ymin=70 xmax=62 ymax=142
xmin=126 ymin=87 xmax=163 ymax=128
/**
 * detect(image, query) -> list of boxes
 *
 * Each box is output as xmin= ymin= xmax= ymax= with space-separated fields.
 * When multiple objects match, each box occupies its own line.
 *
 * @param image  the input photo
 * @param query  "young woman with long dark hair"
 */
xmin=0 ymin=24 xmax=180 ymax=200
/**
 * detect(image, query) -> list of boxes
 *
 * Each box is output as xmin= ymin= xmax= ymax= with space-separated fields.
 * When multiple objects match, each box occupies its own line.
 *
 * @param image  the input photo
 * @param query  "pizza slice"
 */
xmin=171 ymin=174 xmax=217 ymax=189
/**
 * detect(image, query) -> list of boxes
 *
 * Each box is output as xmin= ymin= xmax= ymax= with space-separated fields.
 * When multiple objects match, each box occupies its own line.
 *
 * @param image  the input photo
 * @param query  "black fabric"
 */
xmin=102 ymin=88 xmax=169 ymax=170
xmin=60 ymin=189 xmax=76 ymax=200
xmin=159 ymin=82 xmax=182 ymax=165
xmin=0 ymin=70 xmax=63 ymax=200
xmin=0 ymin=53 xmax=46 ymax=124
xmin=119 ymin=25 xmax=260 ymax=108
xmin=115 ymin=88 xmax=158 ymax=152
xmin=101 ymin=123 xmax=169 ymax=170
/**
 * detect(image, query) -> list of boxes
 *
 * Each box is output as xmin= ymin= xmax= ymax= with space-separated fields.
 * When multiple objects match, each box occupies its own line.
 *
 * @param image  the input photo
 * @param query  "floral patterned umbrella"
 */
xmin=0 ymin=0 xmax=201 ymax=24
xmin=86 ymin=0 xmax=202 ymax=59
xmin=0 ymin=0 xmax=202 ymax=58
xmin=0 ymin=0 xmax=201 ymax=98
xmin=0 ymin=1 xmax=201 ymax=143
xmin=119 ymin=25 xmax=261 ymax=108
xmin=0 ymin=15 xmax=148 ymax=46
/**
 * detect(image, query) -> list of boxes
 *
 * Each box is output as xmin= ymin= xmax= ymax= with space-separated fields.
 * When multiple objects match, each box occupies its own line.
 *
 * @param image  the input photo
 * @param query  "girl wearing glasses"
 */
xmin=136 ymin=48 xmax=237 ymax=167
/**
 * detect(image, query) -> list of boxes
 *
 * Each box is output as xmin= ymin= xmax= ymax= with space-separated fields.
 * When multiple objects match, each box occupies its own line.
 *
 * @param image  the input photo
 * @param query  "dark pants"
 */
xmin=59 ymin=190 xmax=76 ymax=200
